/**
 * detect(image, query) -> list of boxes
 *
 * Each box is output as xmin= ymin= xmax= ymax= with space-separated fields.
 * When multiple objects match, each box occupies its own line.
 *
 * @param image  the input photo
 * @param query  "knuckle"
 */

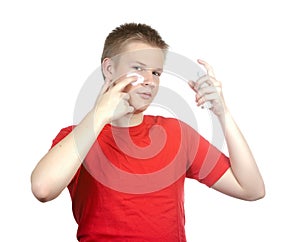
xmin=122 ymin=93 xmax=130 ymax=99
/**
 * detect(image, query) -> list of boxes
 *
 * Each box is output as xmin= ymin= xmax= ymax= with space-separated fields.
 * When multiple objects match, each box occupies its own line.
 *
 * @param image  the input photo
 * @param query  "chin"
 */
xmin=133 ymin=104 xmax=150 ymax=114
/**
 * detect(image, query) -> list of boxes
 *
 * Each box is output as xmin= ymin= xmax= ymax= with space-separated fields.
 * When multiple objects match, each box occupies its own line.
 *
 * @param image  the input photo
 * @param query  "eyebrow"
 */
xmin=134 ymin=61 xmax=147 ymax=66
xmin=133 ymin=61 xmax=163 ymax=72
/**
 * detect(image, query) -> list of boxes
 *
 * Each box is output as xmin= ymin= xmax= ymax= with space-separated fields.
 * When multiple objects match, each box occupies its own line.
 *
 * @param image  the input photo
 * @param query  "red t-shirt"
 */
xmin=51 ymin=115 xmax=230 ymax=242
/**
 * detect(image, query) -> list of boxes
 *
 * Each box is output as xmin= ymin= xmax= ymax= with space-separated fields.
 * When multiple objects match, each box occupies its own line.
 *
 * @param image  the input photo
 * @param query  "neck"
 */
xmin=111 ymin=112 xmax=144 ymax=127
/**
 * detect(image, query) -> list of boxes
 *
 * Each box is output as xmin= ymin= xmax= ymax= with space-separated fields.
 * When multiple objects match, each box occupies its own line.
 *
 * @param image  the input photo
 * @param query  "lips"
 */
xmin=138 ymin=91 xmax=152 ymax=99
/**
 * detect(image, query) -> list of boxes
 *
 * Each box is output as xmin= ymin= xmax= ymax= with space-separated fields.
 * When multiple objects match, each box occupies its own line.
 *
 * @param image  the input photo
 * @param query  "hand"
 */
xmin=94 ymin=75 xmax=136 ymax=123
xmin=188 ymin=59 xmax=227 ymax=117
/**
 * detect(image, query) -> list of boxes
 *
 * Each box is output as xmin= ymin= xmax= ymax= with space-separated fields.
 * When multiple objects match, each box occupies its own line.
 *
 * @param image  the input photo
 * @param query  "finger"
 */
xmin=188 ymin=76 xmax=210 ymax=93
xmin=188 ymin=80 xmax=198 ymax=93
xmin=195 ymin=75 xmax=212 ymax=89
xmin=121 ymin=99 xmax=134 ymax=114
xmin=127 ymin=105 xmax=134 ymax=113
xmin=197 ymin=59 xmax=215 ymax=78
xmin=121 ymin=93 xmax=130 ymax=100
xmin=196 ymin=93 xmax=219 ymax=106
xmin=196 ymin=86 xmax=217 ymax=101
xmin=196 ymin=96 xmax=206 ymax=107
xmin=113 ymin=75 xmax=138 ymax=91
xmin=188 ymin=80 xmax=196 ymax=89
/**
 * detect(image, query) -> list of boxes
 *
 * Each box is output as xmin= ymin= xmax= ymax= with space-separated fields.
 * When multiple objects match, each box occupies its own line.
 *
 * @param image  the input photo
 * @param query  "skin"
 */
xmin=189 ymin=60 xmax=265 ymax=200
xmin=31 ymin=42 xmax=265 ymax=202
xmin=100 ymin=42 xmax=165 ymax=126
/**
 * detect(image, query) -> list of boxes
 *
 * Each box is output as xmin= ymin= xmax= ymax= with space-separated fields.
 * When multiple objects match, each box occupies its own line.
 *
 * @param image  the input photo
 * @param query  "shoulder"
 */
xmin=54 ymin=125 xmax=75 ymax=138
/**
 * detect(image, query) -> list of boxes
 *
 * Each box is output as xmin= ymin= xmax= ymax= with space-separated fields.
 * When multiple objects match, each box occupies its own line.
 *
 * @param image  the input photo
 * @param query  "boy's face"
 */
xmin=110 ymin=42 xmax=165 ymax=113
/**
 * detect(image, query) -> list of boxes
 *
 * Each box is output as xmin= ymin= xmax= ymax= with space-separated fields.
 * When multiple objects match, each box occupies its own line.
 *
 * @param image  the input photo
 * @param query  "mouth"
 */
xmin=137 ymin=91 xmax=152 ymax=100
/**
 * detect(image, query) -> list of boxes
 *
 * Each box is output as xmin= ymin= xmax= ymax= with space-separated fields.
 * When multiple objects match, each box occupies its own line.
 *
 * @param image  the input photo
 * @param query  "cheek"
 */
xmin=149 ymin=86 xmax=159 ymax=99
xmin=111 ymin=65 xmax=131 ymax=82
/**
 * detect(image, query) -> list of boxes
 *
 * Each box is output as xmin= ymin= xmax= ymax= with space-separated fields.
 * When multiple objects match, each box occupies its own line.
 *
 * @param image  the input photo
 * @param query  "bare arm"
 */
xmin=212 ymin=111 xmax=265 ymax=201
xmin=31 ymin=77 xmax=135 ymax=202
xmin=189 ymin=59 xmax=265 ymax=201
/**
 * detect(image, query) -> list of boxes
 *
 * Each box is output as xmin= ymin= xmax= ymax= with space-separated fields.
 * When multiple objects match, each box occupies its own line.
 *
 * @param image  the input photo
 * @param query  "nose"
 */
xmin=142 ymin=70 xmax=157 ymax=88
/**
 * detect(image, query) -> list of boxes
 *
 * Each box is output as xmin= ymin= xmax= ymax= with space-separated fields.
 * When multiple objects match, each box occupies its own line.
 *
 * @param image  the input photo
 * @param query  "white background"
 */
xmin=1 ymin=0 xmax=299 ymax=241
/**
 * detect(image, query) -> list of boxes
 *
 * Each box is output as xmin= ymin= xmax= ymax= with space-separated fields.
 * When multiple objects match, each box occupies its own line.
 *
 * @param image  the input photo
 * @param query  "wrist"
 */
xmin=217 ymin=107 xmax=232 ymax=128
xmin=88 ymin=107 xmax=110 ymax=133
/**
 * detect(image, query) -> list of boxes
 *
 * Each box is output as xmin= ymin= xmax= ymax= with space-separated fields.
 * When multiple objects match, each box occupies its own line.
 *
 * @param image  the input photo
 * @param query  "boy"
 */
xmin=31 ymin=23 xmax=265 ymax=241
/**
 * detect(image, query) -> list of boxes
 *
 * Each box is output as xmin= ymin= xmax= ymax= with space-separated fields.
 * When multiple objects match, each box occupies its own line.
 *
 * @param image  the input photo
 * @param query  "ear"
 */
xmin=101 ymin=58 xmax=114 ymax=82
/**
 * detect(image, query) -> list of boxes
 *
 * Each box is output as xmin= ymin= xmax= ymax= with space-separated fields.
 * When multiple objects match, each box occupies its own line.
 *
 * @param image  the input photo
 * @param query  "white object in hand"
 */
xmin=126 ymin=73 xmax=145 ymax=86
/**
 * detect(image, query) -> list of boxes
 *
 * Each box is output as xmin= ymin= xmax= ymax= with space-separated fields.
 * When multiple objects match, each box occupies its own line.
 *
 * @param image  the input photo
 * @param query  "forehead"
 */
xmin=115 ymin=42 xmax=165 ymax=68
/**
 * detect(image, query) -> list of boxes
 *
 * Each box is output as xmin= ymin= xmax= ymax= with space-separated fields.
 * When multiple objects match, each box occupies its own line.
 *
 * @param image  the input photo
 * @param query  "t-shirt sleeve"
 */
xmin=50 ymin=126 xmax=74 ymax=149
xmin=185 ymin=124 xmax=230 ymax=187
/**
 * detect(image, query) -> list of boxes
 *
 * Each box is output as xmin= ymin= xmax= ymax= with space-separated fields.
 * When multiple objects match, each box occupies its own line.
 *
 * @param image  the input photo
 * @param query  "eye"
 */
xmin=152 ymin=71 xmax=162 ymax=77
xmin=132 ymin=66 xmax=143 ymax=71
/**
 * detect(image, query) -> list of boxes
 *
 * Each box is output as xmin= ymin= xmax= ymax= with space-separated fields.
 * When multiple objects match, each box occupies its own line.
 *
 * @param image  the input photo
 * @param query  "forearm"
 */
xmin=219 ymin=110 xmax=265 ymax=198
xmin=31 ymin=108 xmax=107 ymax=202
